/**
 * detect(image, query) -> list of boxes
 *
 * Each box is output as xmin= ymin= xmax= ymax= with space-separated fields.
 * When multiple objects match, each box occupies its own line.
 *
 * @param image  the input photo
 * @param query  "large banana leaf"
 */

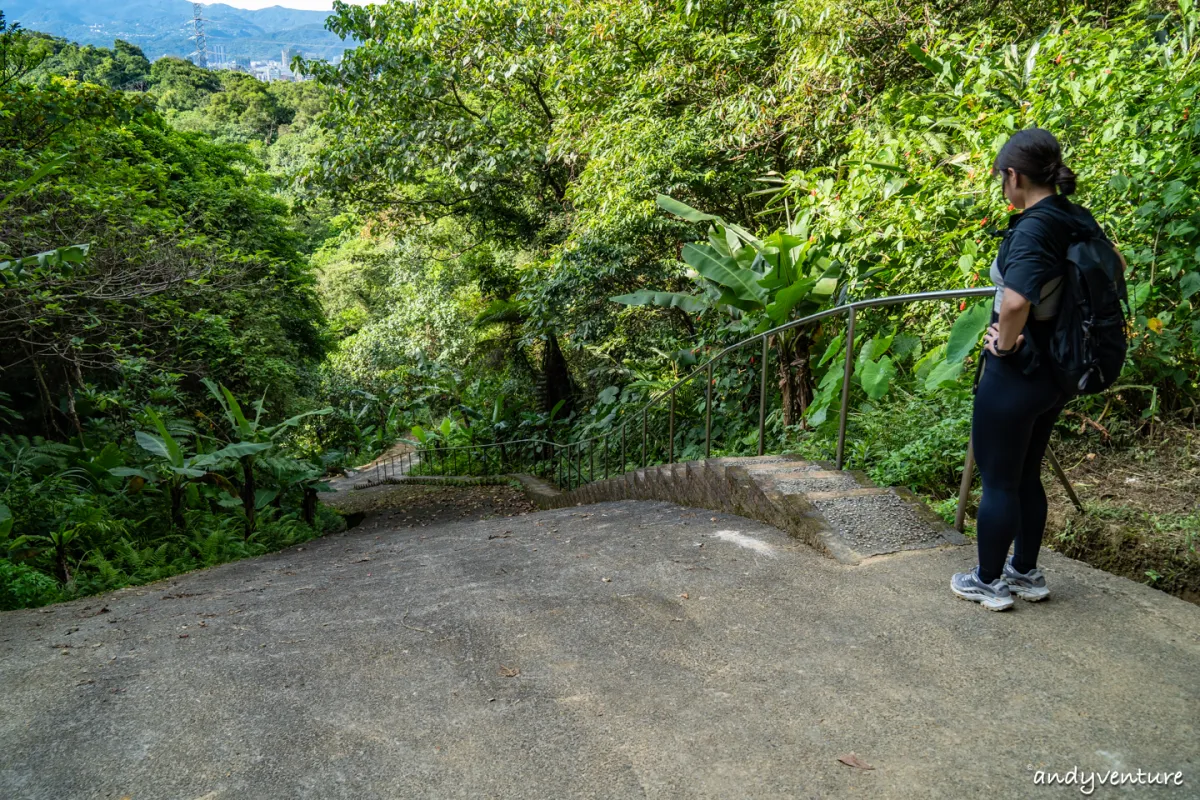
xmin=765 ymin=278 xmax=817 ymax=323
xmin=657 ymin=194 xmax=762 ymax=249
xmin=203 ymin=379 xmax=253 ymax=439
xmin=758 ymin=232 xmax=808 ymax=290
xmin=811 ymin=259 xmax=841 ymax=298
xmin=145 ymin=409 xmax=184 ymax=468
xmin=610 ymin=290 xmax=709 ymax=314
xmin=682 ymin=244 xmax=767 ymax=307
xmin=656 ymin=194 xmax=719 ymax=223
xmin=195 ymin=441 xmax=274 ymax=467
xmin=716 ymin=287 xmax=764 ymax=314
xmin=268 ymin=406 xmax=333 ymax=439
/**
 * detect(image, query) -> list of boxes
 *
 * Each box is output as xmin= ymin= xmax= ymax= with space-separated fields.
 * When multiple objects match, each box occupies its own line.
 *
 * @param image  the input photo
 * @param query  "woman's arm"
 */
xmin=983 ymin=290 xmax=1030 ymax=356
xmin=997 ymin=290 xmax=1031 ymax=350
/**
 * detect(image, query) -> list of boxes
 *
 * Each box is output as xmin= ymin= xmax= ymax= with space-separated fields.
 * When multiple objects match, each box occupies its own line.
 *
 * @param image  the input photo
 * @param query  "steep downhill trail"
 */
xmin=1 ymin=492 xmax=1197 ymax=799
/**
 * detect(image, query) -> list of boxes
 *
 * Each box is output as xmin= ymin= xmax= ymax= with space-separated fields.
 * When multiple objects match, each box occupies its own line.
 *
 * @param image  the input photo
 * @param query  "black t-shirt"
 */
xmin=992 ymin=194 xmax=1107 ymax=357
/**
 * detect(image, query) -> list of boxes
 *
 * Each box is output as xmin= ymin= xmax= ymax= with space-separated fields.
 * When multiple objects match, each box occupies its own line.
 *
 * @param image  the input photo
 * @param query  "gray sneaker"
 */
xmin=951 ymin=567 xmax=1014 ymax=611
xmin=1003 ymin=561 xmax=1050 ymax=601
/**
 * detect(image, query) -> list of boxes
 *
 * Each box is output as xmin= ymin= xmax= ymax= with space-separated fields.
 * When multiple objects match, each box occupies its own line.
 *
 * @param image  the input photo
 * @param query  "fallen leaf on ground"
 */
xmin=498 ymin=666 xmax=520 ymax=678
xmin=837 ymin=753 xmax=874 ymax=770
xmin=679 ymin=593 xmax=689 ymax=600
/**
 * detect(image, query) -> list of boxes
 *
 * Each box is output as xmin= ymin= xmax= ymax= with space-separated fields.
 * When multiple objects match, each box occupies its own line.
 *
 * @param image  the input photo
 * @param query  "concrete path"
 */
xmin=2 ymin=500 xmax=1197 ymax=799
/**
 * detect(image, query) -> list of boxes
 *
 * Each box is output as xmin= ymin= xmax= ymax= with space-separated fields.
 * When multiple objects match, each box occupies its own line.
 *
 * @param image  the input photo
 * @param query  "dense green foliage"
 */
xmin=2 ymin=0 xmax=1198 ymax=607
xmin=0 ymin=22 xmax=351 ymax=608
xmin=303 ymin=0 xmax=1197 ymax=481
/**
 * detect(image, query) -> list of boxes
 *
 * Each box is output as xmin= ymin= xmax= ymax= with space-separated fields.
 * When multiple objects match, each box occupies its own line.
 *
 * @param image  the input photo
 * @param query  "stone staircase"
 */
xmin=517 ymin=455 xmax=966 ymax=564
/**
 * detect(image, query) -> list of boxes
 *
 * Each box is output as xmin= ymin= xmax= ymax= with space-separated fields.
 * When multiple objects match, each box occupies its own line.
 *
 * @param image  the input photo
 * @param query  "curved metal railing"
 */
xmin=371 ymin=287 xmax=1081 ymax=531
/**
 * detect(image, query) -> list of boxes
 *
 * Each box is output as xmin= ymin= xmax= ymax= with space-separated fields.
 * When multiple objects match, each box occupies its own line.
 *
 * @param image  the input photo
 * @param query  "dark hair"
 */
xmin=992 ymin=128 xmax=1077 ymax=196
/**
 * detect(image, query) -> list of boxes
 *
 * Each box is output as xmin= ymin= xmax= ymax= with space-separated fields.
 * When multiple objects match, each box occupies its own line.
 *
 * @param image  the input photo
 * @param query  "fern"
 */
xmin=190 ymin=530 xmax=226 ymax=567
xmin=147 ymin=542 xmax=169 ymax=569
xmin=88 ymin=551 xmax=127 ymax=589
xmin=113 ymin=539 xmax=143 ymax=572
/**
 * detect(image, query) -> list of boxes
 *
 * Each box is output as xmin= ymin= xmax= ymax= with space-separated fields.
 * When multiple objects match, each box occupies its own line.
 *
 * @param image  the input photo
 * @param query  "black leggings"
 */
xmin=971 ymin=352 xmax=1066 ymax=583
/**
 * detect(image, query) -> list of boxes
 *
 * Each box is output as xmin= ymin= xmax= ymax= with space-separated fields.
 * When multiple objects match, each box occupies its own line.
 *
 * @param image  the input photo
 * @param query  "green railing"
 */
xmin=371 ymin=287 xmax=1083 ymax=531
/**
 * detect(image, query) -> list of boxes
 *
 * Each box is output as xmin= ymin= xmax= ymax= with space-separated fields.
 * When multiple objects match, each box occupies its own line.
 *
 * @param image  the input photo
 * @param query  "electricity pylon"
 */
xmin=191 ymin=3 xmax=208 ymax=68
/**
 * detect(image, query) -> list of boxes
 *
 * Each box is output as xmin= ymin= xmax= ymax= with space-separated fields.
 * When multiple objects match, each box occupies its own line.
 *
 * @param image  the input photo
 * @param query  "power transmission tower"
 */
xmin=191 ymin=3 xmax=208 ymax=68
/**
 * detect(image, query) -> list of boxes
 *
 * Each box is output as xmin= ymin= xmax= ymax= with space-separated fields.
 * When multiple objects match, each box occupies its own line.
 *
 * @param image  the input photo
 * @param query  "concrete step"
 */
xmin=514 ymin=456 xmax=965 ymax=564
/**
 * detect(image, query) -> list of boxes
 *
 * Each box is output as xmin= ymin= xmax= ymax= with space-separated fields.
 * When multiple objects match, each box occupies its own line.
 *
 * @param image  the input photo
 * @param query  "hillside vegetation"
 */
xmin=1 ymin=0 xmax=1197 ymax=608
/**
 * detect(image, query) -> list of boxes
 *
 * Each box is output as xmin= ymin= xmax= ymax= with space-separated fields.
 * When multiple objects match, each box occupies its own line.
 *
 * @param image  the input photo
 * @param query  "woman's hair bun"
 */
xmin=1054 ymin=163 xmax=1077 ymax=196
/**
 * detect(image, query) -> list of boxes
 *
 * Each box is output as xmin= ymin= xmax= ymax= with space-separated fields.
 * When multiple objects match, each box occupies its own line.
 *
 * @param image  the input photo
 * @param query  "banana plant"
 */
xmin=202 ymin=379 xmax=332 ymax=538
xmin=612 ymin=195 xmax=845 ymax=425
xmin=258 ymin=455 xmax=333 ymax=526
xmin=110 ymin=408 xmax=254 ymax=531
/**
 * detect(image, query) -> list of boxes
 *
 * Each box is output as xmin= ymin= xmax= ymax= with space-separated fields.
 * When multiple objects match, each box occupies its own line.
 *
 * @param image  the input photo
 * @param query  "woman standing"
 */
xmin=951 ymin=129 xmax=1118 ymax=611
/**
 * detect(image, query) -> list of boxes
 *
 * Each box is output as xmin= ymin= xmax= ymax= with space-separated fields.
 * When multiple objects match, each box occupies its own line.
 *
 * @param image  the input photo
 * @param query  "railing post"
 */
xmin=604 ymin=434 xmax=609 ymax=480
xmin=954 ymin=434 xmax=975 ymax=532
xmin=622 ymin=423 xmax=627 ymax=474
xmin=705 ymin=361 xmax=713 ymax=459
xmin=589 ymin=441 xmax=594 ymax=482
xmin=642 ymin=409 xmax=648 ymax=468
xmin=576 ymin=443 xmax=582 ymax=488
xmin=668 ymin=389 xmax=675 ymax=464
xmin=836 ymin=306 xmax=857 ymax=470
xmin=758 ymin=335 xmax=768 ymax=457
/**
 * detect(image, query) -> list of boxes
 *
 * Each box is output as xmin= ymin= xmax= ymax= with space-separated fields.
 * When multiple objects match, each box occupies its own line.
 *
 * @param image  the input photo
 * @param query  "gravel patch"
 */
xmin=812 ymin=492 xmax=941 ymax=555
xmin=774 ymin=473 xmax=861 ymax=494
xmin=740 ymin=459 xmax=819 ymax=468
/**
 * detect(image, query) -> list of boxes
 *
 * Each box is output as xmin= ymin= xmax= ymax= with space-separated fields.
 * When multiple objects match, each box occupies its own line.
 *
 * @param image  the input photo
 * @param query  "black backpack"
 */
xmin=1031 ymin=213 xmax=1130 ymax=396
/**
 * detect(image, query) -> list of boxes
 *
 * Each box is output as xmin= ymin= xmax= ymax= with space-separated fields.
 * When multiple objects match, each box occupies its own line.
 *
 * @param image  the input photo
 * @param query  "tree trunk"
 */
xmin=242 ymin=458 xmax=256 ymax=539
xmin=170 ymin=483 xmax=187 ymax=531
xmin=63 ymin=367 xmax=87 ymax=449
xmin=540 ymin=332 xmax=574 ymax=417
xmin=54 ymin=539 xmax=71 ymax=585
xmin=302 ymin=486 xmax=317 ymax=526
xmin=776 ymin=331 xmax=815 ymax=428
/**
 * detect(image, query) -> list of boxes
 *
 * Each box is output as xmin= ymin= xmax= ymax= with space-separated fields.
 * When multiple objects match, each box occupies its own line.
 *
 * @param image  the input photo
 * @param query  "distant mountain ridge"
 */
xmin=3 ymin=0 xmax=349 ymax=63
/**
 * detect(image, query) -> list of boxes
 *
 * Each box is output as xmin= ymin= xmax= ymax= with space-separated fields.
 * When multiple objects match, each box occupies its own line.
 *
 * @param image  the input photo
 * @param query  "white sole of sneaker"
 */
xmin=1008 ymin=586 xmax=1050 ymax=602
xmin=951 ymin=586 xmax=1014 ymax=611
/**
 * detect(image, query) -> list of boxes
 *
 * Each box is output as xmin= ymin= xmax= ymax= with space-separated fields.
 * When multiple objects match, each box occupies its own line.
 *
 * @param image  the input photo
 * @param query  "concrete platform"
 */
xmin=526 ymin=457 xmax=966 ymax=563
xmin=1 ymin=500 xmax=1197 ymax=799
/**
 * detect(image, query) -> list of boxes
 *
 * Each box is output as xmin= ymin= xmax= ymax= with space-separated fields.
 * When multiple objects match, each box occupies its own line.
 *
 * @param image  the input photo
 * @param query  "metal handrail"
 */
xmin=375 ymin=286 xmax=1080 ymax=531
xmin=572 ymin=287 xmax=996 ymax=472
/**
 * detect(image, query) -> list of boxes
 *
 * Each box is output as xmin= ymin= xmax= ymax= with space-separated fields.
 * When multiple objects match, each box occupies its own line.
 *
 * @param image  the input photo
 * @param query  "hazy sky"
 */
xmin=197 ymin=0 xmax=381 ymax=10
